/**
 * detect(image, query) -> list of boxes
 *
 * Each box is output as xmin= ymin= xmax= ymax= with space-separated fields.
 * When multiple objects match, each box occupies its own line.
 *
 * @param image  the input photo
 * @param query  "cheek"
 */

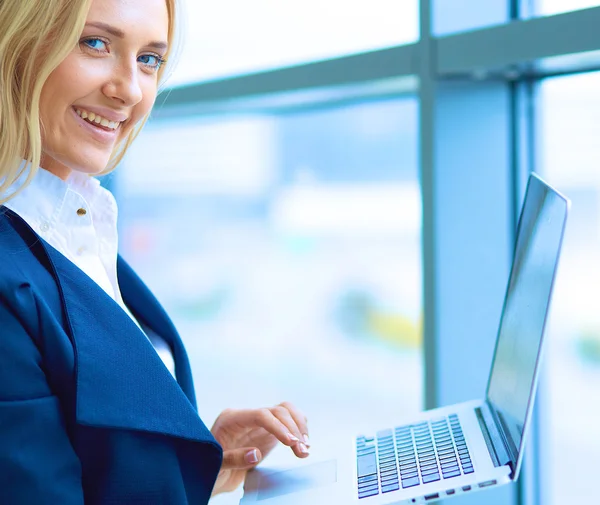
xmin=40 ymin=60 xmax=83 ymax=119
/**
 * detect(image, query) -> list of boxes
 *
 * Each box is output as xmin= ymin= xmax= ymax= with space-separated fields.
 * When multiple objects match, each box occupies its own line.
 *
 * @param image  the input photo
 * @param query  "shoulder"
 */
xmin=0 ymin=209 xmax=42 ymax=279
xmin=0 ymin=209 xmax=60 ymax=311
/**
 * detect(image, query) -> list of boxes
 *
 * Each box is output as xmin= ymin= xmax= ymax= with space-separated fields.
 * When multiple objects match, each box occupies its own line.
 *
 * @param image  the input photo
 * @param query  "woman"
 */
xmin=0 ymin=0 xmax=309 ymax=503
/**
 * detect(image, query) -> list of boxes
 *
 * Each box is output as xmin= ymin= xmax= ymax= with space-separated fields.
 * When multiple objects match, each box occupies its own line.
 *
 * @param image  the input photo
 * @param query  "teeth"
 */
xmin=75 ymin=108 xmax=122 ymax=130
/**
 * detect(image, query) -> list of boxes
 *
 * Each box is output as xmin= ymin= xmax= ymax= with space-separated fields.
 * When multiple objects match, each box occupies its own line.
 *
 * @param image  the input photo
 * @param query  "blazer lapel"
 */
xmin=117 ymin=256 xmax=198 ymax=409
xmin=2 ymin=209 xmax=217 ymax=447
xmin=47 ymin=246 xmax=217 ymax=445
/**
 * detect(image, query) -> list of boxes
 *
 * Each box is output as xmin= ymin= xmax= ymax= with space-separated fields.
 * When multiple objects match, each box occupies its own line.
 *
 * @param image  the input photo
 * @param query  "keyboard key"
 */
xmin=359 ymin=481 xmax=379 ymax=491
xmin=443 ymin=470 xmax=461 ymax=479
xmin=441 ymin=461 xmax=458 ymax=469
xmin=463 ymin=465 xmax=474 ymax=474
xmin=358 ymin=475 xmax=378 ymax=485
xmin=399 ymin=457 xmax=417 ymax=465
xmin=400 ymin=462 xmax=417 ymax=470
xmin=358 ymin=448 xmax=376 ymax=456
xmin=358 ymin=488 xmax=380 ymax=499
xmin=401 ymin=471 xmax=419 ymax=480
xmin=438 ymin=448 xmax=455 ymax=456
xmin=441 ymin=459 xmax=459 ymax=467
xmin=357 ymin=453 xmax=377 ymax=478
xmin=382 ymin=482 xmax=400 ymax=493
xmin=439 ymin=454 xmax=456 ymax=461
xmin=442 ymin=465 xmax=460 ymax=474
xmin=417 ymin=449 xmax=435 ymax=457
xmin=402 ymin=476 xmax=421 ymax=488
xmin=423 ymin=473 xmax=441 ymax=484
xmin=443 ymin=470 xmax=460 ymax=479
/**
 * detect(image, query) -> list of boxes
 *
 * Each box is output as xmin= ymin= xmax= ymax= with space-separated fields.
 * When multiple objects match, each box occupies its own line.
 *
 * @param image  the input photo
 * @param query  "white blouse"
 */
xmin=4 ymin=166 xmax=176 ymax=377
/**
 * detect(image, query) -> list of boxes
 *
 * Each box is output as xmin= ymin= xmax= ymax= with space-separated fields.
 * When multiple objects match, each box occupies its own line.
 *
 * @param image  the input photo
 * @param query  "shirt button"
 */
xmin=77 ymin=246 xmax=86 ymax=256
xmin=40 ymin=222 xmax=50 ymax=232
xmin=77 ymin=208 xmax=87 ymax=216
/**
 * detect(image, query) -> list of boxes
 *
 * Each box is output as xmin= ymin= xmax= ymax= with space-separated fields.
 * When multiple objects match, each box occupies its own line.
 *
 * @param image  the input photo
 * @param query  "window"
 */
xmin=168 ymin=0 xmax=419 ymax=86
xmin=432 ymin=0 xmax=509 ymax=36
xmin=537 ymin=0 xmax=600 ymax=16
xmin=118 ymin=97 xmax=423 ymax=437
xmin=538 ymin=72 xmax=600 ymax=504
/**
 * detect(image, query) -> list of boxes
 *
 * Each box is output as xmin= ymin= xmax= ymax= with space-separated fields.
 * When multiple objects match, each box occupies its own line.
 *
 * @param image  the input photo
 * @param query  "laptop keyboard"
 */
xmin=356 ymin=414 xmax=474 ymax=499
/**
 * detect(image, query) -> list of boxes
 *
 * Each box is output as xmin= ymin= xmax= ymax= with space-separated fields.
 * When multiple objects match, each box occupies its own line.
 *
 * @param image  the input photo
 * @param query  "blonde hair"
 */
xmin=0 ymin=0 xmax=179 ymax=204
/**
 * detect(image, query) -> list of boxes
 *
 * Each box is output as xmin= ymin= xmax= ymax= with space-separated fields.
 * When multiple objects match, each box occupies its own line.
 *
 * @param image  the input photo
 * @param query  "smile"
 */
xmin=74 ymin=107 xmax=123 ymax=131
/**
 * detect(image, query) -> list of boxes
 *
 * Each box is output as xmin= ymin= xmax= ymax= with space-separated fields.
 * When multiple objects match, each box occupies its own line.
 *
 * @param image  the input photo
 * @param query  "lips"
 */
xmin=71 ymin=106 xmax=123 ymax=145
xmin=74 ymin=107 xmax=123 ymax=132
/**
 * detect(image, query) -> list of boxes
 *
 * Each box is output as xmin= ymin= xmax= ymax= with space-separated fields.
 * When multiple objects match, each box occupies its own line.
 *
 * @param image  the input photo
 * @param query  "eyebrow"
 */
xmin=85 ymin=21 xmax=168 ymax=51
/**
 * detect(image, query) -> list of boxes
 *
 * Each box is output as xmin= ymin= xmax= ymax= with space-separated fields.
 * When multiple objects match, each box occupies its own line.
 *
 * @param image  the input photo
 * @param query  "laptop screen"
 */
xmin=486 ymin=174 xmax=568 ymax=464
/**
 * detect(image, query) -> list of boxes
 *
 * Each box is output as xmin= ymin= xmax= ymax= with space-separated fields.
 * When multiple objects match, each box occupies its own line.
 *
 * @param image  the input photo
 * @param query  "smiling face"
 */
xmin=39 ymin=0 xmax=169 ymax=179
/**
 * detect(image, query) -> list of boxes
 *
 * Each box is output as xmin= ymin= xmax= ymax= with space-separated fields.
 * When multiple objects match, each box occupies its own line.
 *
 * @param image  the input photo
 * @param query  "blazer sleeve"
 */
xmin=0 ymin=299 xmax=84 ymax=504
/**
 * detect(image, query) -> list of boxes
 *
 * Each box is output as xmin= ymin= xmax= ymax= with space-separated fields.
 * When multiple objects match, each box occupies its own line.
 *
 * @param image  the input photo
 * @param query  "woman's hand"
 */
xmin=210 ymin=402 xmax=310 ymax=495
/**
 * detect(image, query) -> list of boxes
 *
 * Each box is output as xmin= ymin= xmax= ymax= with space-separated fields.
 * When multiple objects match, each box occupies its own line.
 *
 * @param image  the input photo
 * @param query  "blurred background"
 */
xmin=107 ymin=1 xmax=600 ymax=504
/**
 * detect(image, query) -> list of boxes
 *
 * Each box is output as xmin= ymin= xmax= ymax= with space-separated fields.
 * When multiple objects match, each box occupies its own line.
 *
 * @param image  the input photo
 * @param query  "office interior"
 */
xmin=111 ymin=1 xmax=600 ymax=504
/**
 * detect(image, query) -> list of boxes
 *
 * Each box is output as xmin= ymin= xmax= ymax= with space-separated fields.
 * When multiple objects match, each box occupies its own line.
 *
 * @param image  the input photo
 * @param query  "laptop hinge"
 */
xmin=476 ymin=403 xmax=517 ymax=476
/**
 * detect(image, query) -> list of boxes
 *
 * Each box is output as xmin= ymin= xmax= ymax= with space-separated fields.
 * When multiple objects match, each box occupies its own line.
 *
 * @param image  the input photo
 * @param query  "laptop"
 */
xmin=240 ymin=173 xmax=570 ymax=505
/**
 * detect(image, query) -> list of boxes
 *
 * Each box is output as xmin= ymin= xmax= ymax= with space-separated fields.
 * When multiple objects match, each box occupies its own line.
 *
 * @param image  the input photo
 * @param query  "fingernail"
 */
xmin=246 ymin=449 xmax=260 ymax=464
xmin=298 ymin=443 xmax=309 ymax=454
xmin=303 ymin=434 xmax=310 ymax=446
xmin=288 ymin=433 xmax=300 ymax=443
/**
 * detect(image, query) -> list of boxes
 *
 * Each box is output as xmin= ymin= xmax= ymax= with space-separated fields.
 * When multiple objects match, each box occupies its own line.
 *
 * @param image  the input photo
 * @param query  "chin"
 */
xmin=41 ymin=151 xmax=114 ymax=180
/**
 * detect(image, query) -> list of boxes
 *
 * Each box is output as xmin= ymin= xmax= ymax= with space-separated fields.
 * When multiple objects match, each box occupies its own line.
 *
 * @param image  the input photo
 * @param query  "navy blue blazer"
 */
xmin=0 ymin=208 xmax=223 ymax=504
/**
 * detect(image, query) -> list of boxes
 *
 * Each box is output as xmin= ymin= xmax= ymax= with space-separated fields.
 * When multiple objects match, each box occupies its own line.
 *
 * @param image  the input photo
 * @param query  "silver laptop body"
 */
xmin=240 ymin=173 xmax=570 ymax=505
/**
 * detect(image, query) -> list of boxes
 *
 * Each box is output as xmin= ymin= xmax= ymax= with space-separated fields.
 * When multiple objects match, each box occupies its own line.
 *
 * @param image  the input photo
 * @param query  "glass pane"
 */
xmin=537 ymin=0 xmax=600 ymax=16
xmin=117 ymin=97 xmax=422 ymax=446
xmin=433 ymin=0 xmax=508 ymax=36
xmin=538 ymin=73 xmax=600 ymax=504
xmin=168 ymin=0 xmax=419 ymax=86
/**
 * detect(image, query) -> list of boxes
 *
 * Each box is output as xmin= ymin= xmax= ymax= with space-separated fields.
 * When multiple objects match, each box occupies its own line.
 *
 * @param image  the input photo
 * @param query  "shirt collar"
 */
xmin=3 ymin=163 xmax=117 ymax=237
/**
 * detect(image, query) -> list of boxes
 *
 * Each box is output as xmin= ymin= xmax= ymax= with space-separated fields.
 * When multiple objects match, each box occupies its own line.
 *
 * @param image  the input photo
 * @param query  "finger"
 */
xmin=269 ymin=405 xmax=310 ymax=459
xmin=278 ymin=401 xmax=310 ymax=446
xmin=246 ymin=409 xmax=303 ymax=448
xmin=270 ymin=405 xmax=304 ymax=444
xmin=221 ymin=447 xmax=263 ymax=470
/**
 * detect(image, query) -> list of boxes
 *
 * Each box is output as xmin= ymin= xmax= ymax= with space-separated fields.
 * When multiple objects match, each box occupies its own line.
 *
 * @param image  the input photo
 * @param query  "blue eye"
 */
xmin=138 ymin=54 xmax=165 ymax=71
xmin=82 ymin=38 xmax=107 ymax=52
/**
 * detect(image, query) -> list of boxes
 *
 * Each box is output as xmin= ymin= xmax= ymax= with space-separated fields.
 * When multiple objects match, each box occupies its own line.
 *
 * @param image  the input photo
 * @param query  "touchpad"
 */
xmin=256 ymin=460 xmax=337 ymax=501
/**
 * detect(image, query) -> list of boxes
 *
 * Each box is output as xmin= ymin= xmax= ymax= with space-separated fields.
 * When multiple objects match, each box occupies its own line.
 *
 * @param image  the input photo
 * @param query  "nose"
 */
xmin=102 ymin=59 xmax=143 ymax=106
